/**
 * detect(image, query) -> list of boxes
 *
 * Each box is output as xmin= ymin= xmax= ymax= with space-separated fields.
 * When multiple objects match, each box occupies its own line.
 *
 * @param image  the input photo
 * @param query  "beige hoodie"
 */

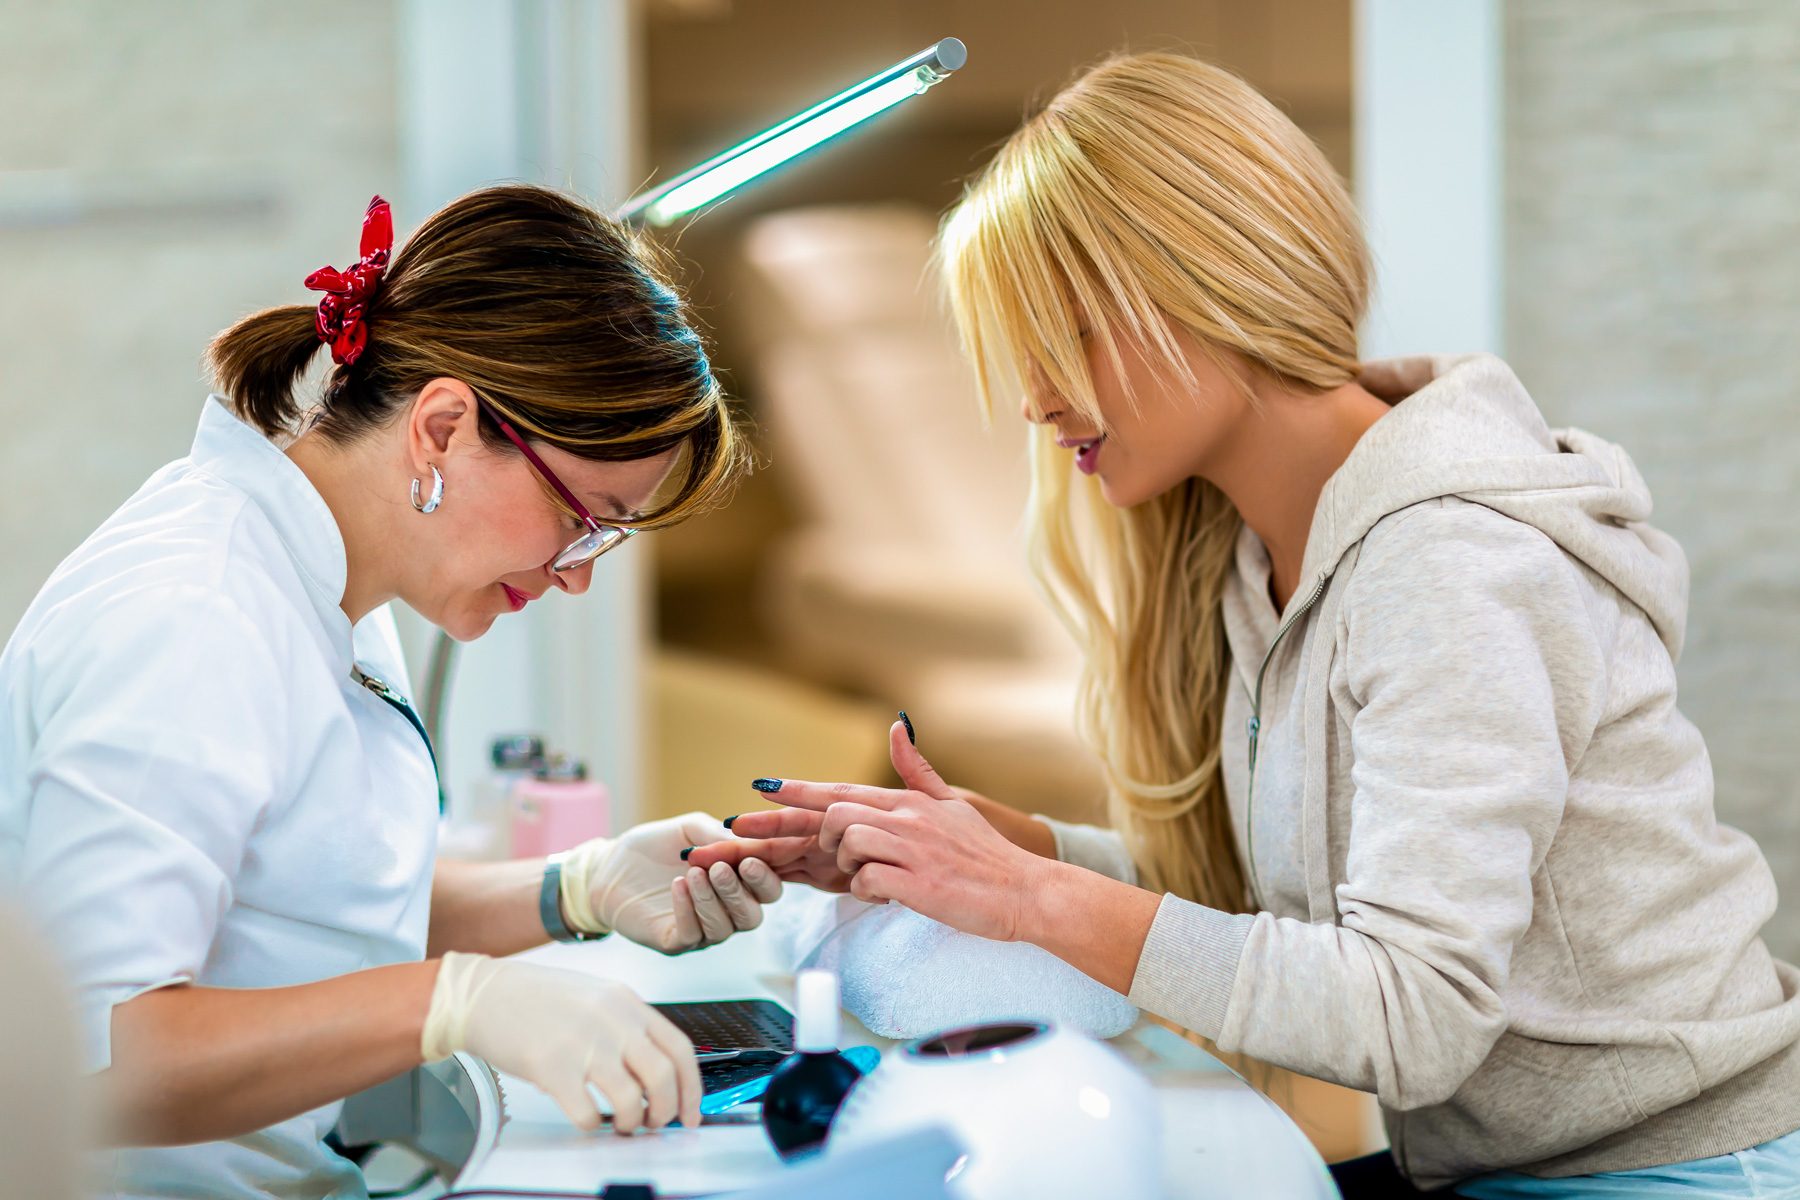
xmin=1052 ymin=355 xmax=1800 ymax=1188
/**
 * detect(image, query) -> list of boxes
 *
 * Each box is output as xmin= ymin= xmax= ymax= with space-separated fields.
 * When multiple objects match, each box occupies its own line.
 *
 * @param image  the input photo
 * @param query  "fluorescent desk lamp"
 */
xmin=420 ymin=37 xmax=967 ymax=752
xmin=618 ymin=37 xmax=967 ymax=228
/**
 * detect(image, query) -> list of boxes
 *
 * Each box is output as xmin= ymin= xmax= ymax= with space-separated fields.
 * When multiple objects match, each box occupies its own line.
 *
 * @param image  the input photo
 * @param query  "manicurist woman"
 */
xmin=0 ymin=185 xmax=783 ymax=1197
xmin=691 ymin=53 xmax=1800 ymax=1197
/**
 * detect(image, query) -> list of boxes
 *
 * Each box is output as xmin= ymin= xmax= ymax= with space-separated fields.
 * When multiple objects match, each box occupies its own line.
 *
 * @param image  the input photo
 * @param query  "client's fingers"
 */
xmin=818 ymin=801 xmax=909 ymax=854
xmin=838 ymin=823 xmax=912 ymax=876
xmin=889 ymin=721 xmax=957 ymax=802
xmin=726 ymin=808 xmax=826 ymax=839
xmin=752 ymin=778 xmax=909 ymax=815
xmin=686 ymin=836 xmax=810 ymax=871
xmin=849 ymin=863 xmax=905 ymax=906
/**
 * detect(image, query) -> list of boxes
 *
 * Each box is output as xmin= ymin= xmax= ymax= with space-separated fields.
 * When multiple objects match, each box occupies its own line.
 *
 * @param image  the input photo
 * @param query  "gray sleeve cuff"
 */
xmin=1127 ymin=894 xmax=1255 ymax=1041
xmin=1032 ymin=815 xmax=1138 ymax=885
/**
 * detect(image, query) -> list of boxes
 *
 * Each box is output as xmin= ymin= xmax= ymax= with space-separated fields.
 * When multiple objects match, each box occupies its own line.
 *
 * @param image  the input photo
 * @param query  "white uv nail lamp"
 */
xmin=827 ymin=1021 xmax=1163 ymax=1200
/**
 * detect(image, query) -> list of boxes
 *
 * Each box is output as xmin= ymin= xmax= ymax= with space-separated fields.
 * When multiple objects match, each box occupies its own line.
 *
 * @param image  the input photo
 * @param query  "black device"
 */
xmin=760 ymin=1047 xmax=865 ymax=1159
xmin=654 ymin=999 xmax=795 ymax=1095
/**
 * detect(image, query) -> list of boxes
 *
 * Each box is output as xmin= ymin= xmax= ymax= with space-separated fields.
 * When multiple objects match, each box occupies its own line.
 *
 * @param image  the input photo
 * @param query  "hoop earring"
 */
xmin=410 ymin=464 xmax=444 ymax=514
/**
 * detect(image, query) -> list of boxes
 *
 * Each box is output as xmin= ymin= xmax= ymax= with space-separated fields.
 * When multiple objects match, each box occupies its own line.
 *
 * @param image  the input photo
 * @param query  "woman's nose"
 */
xmin=1021 ymin=392 xmax=1058 ymax=424
xmin=550 ymin=560 xmax=595 ymax=597
xmin=1020 ymin=376 xmax=1063 ymax=425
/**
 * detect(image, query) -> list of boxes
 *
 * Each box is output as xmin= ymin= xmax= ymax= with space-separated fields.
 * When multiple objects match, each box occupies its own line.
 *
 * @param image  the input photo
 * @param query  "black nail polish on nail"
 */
xmin=723 ymin=815 xmax=739 ymax=829
xmin=752 ymin=778 xmax=783 ymax=793
xmin=899 ymin=710 xmax=915 ymax=745
xmin=679 ymin=846 xmax=694 ymax=860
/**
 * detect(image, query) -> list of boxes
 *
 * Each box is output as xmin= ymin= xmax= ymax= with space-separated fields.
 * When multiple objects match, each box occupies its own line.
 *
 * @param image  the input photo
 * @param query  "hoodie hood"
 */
xmin=1299 ymin=354 xmax=1690 ymax=659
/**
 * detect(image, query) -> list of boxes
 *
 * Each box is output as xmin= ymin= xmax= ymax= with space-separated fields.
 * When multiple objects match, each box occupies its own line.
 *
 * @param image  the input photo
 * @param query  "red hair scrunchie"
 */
xmin=304 ymin=195 xmax=393 ymax=366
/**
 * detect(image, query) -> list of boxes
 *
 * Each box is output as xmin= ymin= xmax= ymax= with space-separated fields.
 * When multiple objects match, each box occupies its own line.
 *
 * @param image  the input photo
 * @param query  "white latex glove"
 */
xmin=558 ymin=812 xmax=783 ymax=954
xmin=421 ymin=952 xmax=701 ymax=1133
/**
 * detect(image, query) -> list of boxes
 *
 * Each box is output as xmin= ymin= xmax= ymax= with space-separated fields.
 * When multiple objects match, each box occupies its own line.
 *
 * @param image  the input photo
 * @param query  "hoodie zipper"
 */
xmin=352 ymin=665 xmax=446 ymax=814
xmin=1241 ymin=572 xmax=1329 ymax=904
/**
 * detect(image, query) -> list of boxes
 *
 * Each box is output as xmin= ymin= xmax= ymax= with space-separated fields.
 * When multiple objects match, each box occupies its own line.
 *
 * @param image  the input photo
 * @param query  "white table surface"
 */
xmin=451 ymin=920 xmax=1338 ymax=1199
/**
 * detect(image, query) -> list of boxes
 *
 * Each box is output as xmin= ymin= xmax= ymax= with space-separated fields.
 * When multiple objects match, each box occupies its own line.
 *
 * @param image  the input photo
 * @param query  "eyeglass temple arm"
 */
xmin=474 ymin=398 xmax=602 ymax=528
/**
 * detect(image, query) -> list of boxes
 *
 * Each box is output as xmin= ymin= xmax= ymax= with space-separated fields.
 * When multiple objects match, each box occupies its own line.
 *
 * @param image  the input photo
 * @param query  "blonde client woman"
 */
xmin=0 ymin=185 xmax=784 ymax=1198
xmin=690 ymin=54 xmax=1800 ymax=1197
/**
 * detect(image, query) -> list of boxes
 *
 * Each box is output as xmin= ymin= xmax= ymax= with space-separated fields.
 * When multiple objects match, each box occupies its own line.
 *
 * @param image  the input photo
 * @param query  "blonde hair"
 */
xmin=937 ymin=52 xmax=1368 ymax=911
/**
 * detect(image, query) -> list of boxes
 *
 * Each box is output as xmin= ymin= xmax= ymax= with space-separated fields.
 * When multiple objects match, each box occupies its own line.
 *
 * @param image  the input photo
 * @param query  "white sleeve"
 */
xmin=18 ymin=587 xmax=293 ymax=1070
xmin=1033 ymin=815 xmax=1139 ymax=885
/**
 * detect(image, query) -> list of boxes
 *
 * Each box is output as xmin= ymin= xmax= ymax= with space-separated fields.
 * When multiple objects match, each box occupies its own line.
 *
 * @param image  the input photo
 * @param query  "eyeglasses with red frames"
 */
xmin=474 ymin=397 xmax=636 ymax=572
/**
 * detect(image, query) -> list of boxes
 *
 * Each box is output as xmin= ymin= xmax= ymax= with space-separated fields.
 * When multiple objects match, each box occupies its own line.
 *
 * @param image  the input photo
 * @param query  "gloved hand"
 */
xmin=558 ymin=812 xmax=783 ymax=954
xmin=421 ymin=952 xmax=701 ymax=1133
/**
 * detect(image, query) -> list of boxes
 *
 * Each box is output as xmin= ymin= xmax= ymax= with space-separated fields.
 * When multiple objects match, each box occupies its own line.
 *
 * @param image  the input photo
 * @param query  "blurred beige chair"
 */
xmin=731 ymin=204 xmax=1104 ymax=823
xmin=648 ymin=648 xmax=893 ymax=822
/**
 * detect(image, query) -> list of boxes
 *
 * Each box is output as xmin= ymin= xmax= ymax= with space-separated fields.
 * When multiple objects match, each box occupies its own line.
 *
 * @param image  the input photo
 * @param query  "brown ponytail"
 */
xmin=205 ymin=184 xmax=749 ymax=529
xmin=206 ymin=304 xmax=328 ymax=440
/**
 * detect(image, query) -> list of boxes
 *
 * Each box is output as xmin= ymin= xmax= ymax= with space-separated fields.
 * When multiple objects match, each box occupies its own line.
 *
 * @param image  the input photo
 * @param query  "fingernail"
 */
xmin=899 ymin=710 xmax=915 ymax=745
xmin=751 ymin=778 xmax=783 ymax=793
xmin=679 ymin=846 xmax=694 ymax=861
xmin=723 ymin=814 xmax=739 ymax=829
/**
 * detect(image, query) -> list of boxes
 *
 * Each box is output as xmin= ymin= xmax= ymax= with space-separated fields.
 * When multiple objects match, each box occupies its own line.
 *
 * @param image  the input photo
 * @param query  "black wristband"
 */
xmin=540 ymin=859 xmax=604 ymax=943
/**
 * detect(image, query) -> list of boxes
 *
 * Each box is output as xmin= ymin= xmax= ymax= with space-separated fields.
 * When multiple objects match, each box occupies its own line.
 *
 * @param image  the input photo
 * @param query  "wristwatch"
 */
xmin=539 ymin=857 xmax=605 ymax=943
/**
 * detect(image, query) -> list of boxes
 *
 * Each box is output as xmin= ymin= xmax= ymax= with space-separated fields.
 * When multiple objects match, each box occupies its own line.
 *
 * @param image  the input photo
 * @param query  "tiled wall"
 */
xmin=1505 ymin=1 xmax=1800 ymax=956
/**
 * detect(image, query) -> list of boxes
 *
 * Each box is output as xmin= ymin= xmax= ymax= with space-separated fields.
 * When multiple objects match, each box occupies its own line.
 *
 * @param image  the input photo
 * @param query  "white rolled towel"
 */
xmin=767 ymin=890 xmax=1139 ymax=1041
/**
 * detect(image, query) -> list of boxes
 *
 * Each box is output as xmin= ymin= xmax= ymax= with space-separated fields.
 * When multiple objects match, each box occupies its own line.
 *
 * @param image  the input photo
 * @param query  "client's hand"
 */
xmin=690 ymin=723 xmax=1049 ymax=942
xmin=686 ymin=806 xmax=851 ymax=893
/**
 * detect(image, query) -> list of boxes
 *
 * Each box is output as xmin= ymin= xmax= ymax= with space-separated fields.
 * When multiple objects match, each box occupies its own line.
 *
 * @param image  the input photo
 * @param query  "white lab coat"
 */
xmin=0 ymin=397 xmax=439 ymax=1198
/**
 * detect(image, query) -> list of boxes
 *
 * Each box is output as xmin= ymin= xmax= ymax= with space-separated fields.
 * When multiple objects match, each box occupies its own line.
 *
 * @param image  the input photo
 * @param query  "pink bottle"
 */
xmin=509 ymin=754 xmax=610 ymax=858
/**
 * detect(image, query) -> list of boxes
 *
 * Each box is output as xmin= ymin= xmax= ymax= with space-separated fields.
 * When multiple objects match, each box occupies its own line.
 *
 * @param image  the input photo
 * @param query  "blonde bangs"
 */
xmin=938 ymin=117 xmax=1195 ymax=438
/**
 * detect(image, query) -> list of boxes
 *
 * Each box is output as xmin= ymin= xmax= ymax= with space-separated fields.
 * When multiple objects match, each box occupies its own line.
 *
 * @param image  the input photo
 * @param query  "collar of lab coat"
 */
xmin=191 ymin=395 xmax=354 ymax=664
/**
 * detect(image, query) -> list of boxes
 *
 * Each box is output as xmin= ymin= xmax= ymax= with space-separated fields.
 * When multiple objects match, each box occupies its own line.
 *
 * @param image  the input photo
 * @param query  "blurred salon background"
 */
xmin=3 ymin=0 xmax=1796 ymax=1169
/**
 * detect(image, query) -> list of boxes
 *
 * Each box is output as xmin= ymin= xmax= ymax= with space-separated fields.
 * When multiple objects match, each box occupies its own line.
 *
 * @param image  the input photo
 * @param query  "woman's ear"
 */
xmin=407 ymin=377 xmax=482 ymax=473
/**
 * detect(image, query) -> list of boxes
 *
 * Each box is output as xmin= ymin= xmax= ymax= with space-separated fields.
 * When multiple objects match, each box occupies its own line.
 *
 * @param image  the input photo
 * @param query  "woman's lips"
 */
xmin=501 ymin=584 xmax=529 ymax=612
xmin=1075 ymin=436 xmax=1106 ymax=475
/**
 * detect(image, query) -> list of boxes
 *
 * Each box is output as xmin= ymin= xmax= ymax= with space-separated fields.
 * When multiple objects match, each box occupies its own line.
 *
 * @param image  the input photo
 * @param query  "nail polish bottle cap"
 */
xmin=795 ymin=969 xmax=840 ymax=1052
